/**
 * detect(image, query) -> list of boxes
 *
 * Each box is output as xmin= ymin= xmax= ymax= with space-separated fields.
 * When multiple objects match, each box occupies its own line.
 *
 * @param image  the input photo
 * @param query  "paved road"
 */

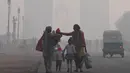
xmin=1 ymin=51 xmax=130 ymax=73
xmin=0 ymin=53 xmax=41 ymax=73
xmin=38 ymin=52 xmax=130 ymax=73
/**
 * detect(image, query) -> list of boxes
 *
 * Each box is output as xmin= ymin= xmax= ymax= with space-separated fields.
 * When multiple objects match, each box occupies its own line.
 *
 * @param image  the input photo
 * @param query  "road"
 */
xmin=38 ymin=51 xmax=130 ymax=73
xmin=0 ymin=52 xmax=41 ymax=73
xmin=0 ymin=51 xmax=130 ymax=73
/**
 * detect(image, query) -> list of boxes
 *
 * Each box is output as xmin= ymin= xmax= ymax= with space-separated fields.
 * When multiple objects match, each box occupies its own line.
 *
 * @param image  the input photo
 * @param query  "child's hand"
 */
xmin=63 ymin=57 xmax=65 ymax=62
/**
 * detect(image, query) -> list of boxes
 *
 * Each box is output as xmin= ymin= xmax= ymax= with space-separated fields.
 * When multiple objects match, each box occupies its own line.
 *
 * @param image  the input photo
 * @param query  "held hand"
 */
xmin=56 ymin=28 xmax=61 ymax=34
xmin=56 ymin=31 xmax=62 ymax=35
xmin=62 ymin=56 xmax=65 ymax=61
xmin=62 ymin=53 xmax=65 ymax=61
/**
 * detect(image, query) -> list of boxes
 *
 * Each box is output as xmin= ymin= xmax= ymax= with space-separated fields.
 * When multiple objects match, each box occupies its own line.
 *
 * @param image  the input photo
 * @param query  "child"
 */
xmin=63 ymin=37 xmax=76 ymax=72
xmin=56 ymin=44 xmax=63 ymax=71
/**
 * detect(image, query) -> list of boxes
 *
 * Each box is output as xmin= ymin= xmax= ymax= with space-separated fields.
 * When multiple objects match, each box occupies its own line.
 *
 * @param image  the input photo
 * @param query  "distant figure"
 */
xmin=62 ymin=37 xmax=76 ymax=72
xmin=55 ymin=44 xmax=63 ymax=72
xmin=42 ymin=26 xmax=62 ymax=73
xmin=57 ymin=24 xmax=87 ymax=72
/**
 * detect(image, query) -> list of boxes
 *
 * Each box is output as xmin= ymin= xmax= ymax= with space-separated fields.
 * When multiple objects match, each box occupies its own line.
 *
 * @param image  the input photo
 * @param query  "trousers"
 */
xmin=43 ymin=55 xmax=52 ymax=73
xmin=74 ymin=47 xmax=85 ymax=70
xmin=74 ymin=55 xmax=84 ymax=69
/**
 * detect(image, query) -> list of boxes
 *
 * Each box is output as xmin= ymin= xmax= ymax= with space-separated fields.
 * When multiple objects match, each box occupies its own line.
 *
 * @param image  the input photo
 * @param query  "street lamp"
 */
xmin=7 ymin=0 xmax=11 ymax=44
xmin=12 ymin=16 xmax=17 ymax=43
xmin=17 ymin=7 xmax=20 ymax=40
xmin=22 ymin=16 xmax=24 ymax=39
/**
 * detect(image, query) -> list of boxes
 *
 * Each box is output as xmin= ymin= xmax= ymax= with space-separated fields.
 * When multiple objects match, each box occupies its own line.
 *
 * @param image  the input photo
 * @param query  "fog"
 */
xmin=0 ymin=0 xmax=130 ymax=55
xmin=1 ymin=1 xmax=130 ymax=73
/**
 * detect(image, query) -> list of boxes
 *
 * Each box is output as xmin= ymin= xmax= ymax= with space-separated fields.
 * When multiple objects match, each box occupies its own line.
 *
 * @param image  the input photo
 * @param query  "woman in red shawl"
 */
xmin=36 ymin=26 xmax=62 ymax=73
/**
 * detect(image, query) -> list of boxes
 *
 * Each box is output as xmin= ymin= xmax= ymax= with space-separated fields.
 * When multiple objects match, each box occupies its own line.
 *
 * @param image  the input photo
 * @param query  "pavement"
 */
xmin=1 ymin=51 xmax=130 ymax=73
xmin=38 ymin=51 xmax=130 ymax=73
xmin=0 ymin=52 xmax=42 ymax=73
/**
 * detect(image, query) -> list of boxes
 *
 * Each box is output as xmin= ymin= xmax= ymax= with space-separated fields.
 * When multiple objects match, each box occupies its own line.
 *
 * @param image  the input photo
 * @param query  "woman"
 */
xmin=57 ymin=24 xmax=87 ymax=72
xmin=42 ymin=26 xmax=62 ymax=73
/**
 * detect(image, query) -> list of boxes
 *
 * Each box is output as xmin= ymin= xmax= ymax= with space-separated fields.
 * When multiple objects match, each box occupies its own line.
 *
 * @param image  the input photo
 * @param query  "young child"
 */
xmin=56 ymin=44 xmax=63 ymax=71
xmin=63 ymin=37 xmax=76 ymax=72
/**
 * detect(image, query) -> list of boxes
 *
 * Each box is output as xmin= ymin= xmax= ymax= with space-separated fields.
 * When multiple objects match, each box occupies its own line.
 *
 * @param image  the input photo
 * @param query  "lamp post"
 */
xmin=12 ymin=16 xmax=17 ymax=43
xmin=22 ymin=16 xmax=24 ymax=39
xmin=17 ymin=7 xmax=20 ymax=40
xmin=7 ymin=0 xmax=11 ymax=44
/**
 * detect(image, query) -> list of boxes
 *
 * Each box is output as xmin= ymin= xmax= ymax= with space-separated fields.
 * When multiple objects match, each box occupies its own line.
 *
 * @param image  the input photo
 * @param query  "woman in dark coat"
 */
xmin=42 ymin=26 xmax=62 ymax=73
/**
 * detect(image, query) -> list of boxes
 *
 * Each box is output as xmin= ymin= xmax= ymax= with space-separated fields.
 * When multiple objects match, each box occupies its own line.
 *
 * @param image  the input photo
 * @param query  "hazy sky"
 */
xmin=109 ymin=0 xmax=130 ymax=29
xmin=53 ymin=0 xmax=80 ymax=40
xmin=0 ymin=0 xmax=130 ymax=39
xmin=53 ymin=0 xmax=80 ymax=31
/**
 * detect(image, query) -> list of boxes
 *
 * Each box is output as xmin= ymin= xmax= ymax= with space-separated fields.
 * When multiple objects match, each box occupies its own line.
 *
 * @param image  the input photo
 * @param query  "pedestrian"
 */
xmin=42 ymin=26 xmax=62 ymax=73
xmin=55 ymin=44 xmax=63 ymax=72
xmin=62 ymin=37 xmax=76 ymax=72
xmin=57 ymin=24 xmax=87 ymax=72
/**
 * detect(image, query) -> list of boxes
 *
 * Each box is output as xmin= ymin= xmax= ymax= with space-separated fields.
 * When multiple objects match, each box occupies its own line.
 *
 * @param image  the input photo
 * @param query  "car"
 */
xmin=102 ymin=30 xmax=124 ymax=58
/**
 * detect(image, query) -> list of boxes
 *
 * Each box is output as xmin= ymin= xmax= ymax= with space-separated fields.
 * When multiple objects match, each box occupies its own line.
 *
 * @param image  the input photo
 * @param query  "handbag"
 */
xmin=80 ymin=54 xmax=92 ymax=69
xmin=84 ymin=54 xmax=92 ymax=69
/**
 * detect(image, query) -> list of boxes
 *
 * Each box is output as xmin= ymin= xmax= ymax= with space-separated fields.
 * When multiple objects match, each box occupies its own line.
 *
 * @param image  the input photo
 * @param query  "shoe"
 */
xmin=46 ymin=71 xmax=52 ymax=73
xmin=67 ymin=68 xmax=69 ymax=72
xmin=74 ymin=70 xmax=78 ymax=72
xmin=80 ymin=69 xmax=83 ymax=72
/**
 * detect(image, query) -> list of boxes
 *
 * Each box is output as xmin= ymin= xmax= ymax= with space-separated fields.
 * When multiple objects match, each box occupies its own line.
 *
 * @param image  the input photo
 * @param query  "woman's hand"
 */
xmin=56 ymin=28 xmax=61 ymax=34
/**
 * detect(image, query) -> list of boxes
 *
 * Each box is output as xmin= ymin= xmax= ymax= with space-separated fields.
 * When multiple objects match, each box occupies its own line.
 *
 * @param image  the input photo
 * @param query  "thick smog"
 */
xmin=0 ymin=0 xmax=130 ymax=73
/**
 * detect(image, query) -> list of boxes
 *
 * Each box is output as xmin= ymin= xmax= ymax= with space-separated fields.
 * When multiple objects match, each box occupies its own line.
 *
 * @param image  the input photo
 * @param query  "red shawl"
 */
xmin=36 ymin=35 xmax=44 ymax=52
xmin=36 ymin=28 xmax=60 ymax=52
